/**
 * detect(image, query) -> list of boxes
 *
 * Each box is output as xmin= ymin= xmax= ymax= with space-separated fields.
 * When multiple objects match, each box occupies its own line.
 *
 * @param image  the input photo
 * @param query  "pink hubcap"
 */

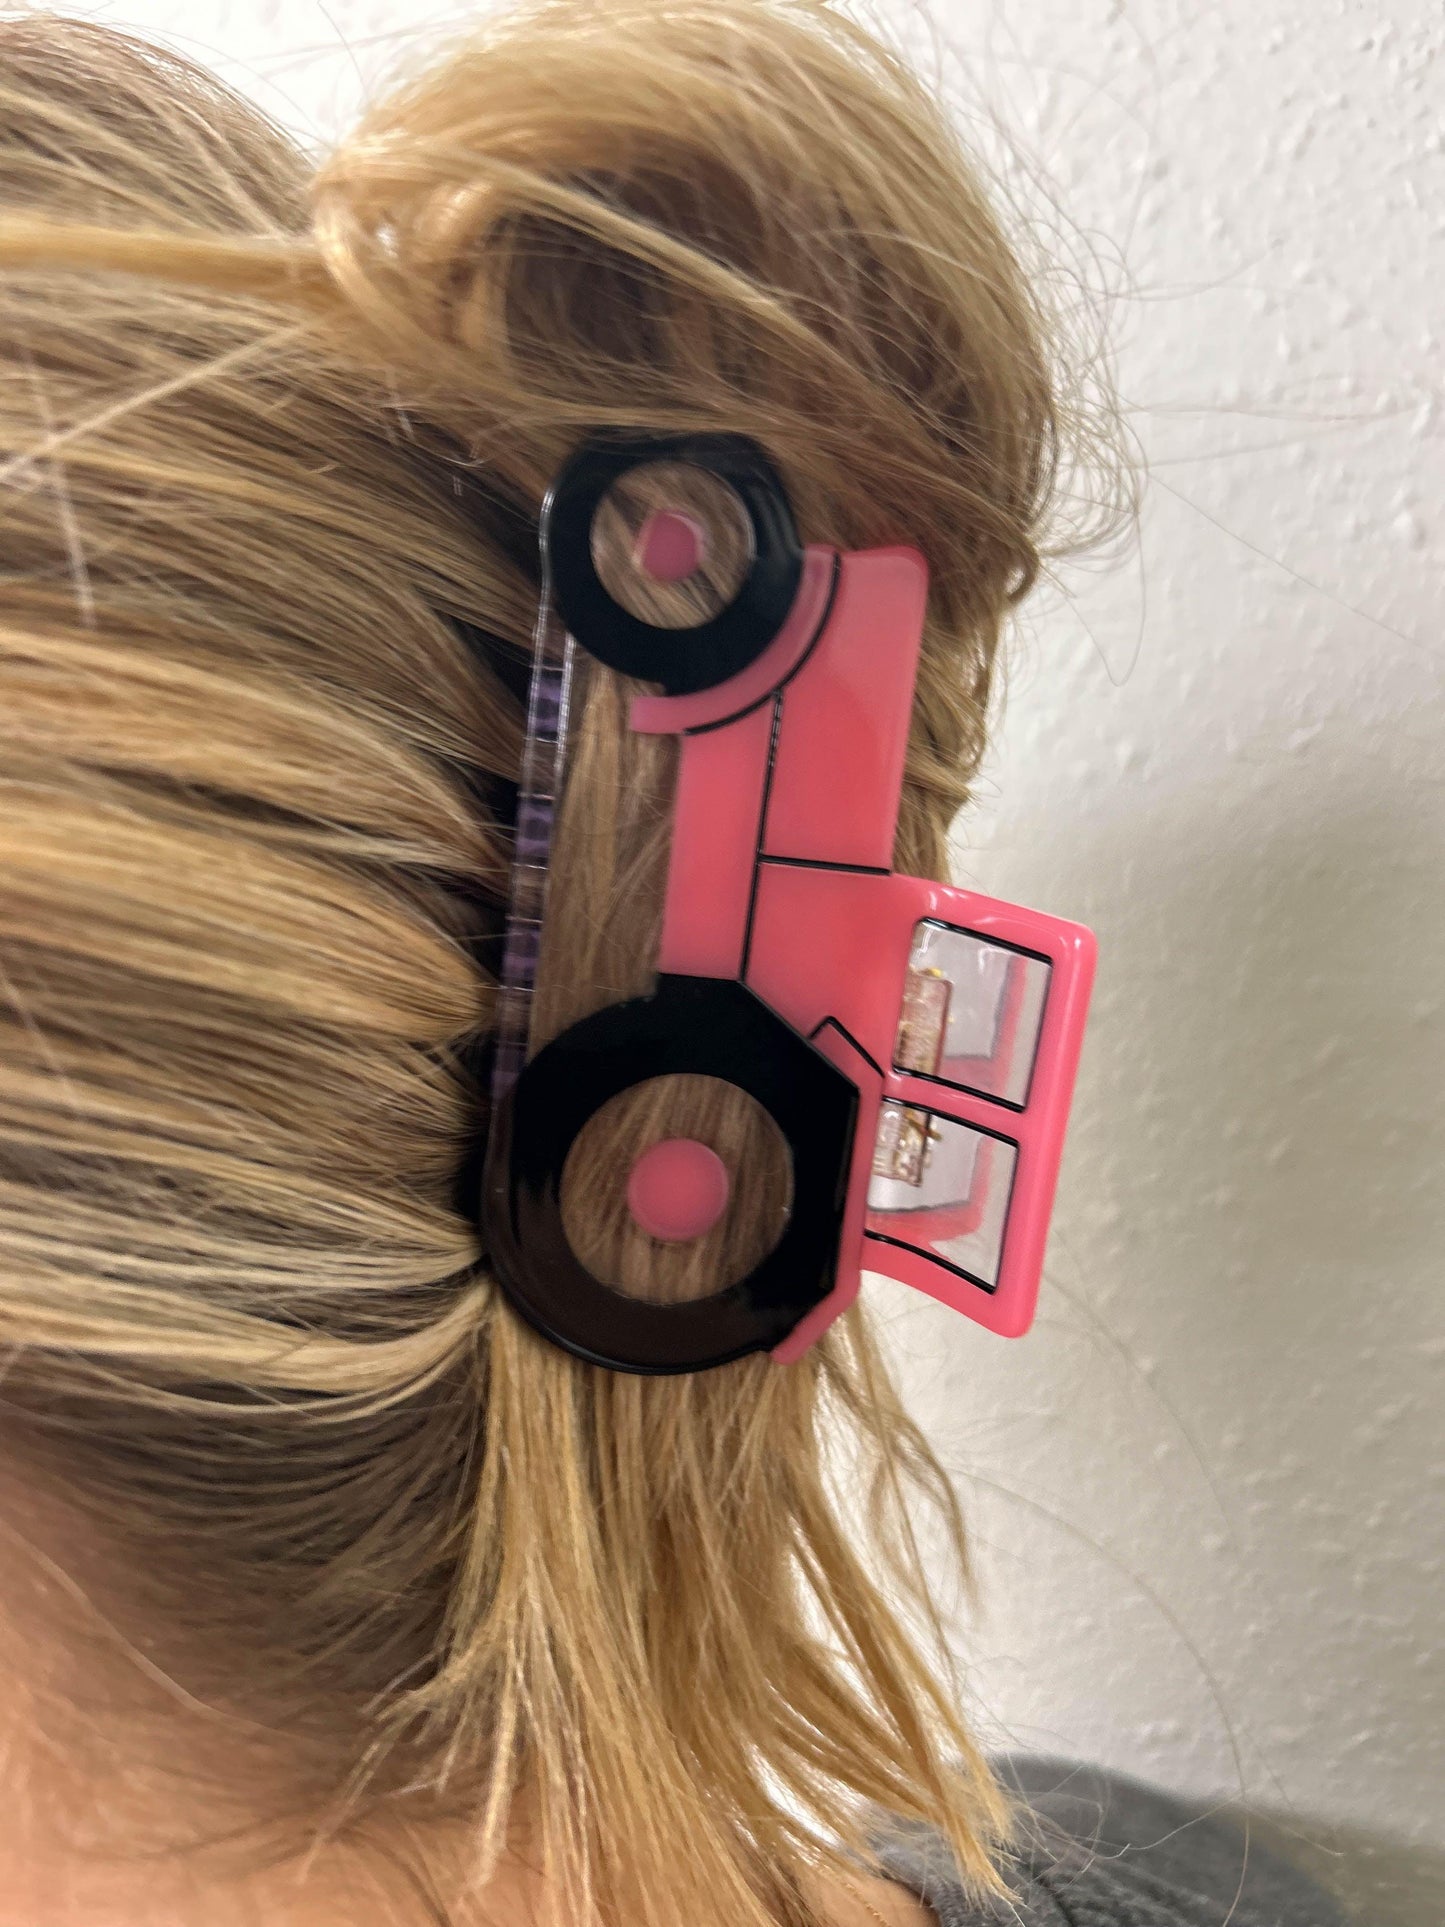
xmin=627 ymin=1138 xmax=730 ymax=1242
xmin=635 ymin=509 xmax=706 ymax=583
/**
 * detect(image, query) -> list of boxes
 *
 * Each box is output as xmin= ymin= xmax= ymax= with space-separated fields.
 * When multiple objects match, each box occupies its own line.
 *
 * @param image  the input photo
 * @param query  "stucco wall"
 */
xmin=50 ymin=1 xmax=1444 ymax=1919
xmin=881 ymin=11 xmax=1443 ymax=1923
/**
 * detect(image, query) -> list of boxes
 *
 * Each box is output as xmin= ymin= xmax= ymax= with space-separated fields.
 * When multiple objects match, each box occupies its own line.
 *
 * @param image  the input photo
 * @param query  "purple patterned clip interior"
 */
xmin=491 ymin=599 xmax=576 ymax=1103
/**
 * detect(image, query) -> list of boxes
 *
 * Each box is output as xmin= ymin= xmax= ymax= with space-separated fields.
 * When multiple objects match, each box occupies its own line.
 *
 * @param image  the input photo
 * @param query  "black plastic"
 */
xmin=542 ymin=432 xmax=804 ymax=695
xmin=483 ymin=975 xmax=858 ymax=1374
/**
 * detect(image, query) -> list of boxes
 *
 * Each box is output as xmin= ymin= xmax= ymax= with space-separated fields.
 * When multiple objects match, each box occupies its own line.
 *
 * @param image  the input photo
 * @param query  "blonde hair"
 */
xmin=0 ymin=4 xmax=1104 ymax=1922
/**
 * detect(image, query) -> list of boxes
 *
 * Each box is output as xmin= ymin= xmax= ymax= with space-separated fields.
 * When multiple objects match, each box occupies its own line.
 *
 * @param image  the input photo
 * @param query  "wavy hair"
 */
xmin=0 ymin=5 xmax=1114 ymax=1922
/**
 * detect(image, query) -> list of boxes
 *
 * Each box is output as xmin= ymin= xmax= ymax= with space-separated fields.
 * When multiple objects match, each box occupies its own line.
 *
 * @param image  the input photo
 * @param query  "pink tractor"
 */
xmin=484 ymin=434 xmax=1095 ymax=1374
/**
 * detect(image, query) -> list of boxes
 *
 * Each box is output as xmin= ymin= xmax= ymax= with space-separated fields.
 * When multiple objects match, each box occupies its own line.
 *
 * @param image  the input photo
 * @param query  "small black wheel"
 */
xmin=541 ymin=433 xmax=804 ymax=696
xmin=482 ymin=975 xmax=858 ymax=1374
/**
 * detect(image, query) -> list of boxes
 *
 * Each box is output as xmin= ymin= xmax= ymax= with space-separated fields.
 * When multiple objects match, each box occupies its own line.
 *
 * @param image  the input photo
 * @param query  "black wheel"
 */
xmin=541 ymin=433 xmax=804 ymax=696
xmin=482 ymin=975 xmax=858 ymax=1374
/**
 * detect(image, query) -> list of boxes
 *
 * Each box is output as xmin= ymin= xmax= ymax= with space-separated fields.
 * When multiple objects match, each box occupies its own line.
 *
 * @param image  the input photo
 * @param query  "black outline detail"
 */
xmin=761 ymin=855 xmax=889 ymax=877
xmin=916 ymin=916 xmax=1052 ymax=969
xmin=899 ymin=1068 xmax=1026 ymax=1115
xmin=543 ymin=433 xmax=804 ymax=696
xmin=863 ymin=1230 xmax=999 ymax=1297
xmin=685 ymin=551 xmax=842 ymax=736
xmin=863 ymin=1103 xmax=1021 ymax=1297
xmin=895 ymin=919 xmax=1053 ymax=1114
xmin=878 ymin=1099 xmax=1020 ymax=1153
xmin=808 ymin=1016 xmax=885 ymax=1080
xmin=739 ymin=692 xmax=785 ymax=979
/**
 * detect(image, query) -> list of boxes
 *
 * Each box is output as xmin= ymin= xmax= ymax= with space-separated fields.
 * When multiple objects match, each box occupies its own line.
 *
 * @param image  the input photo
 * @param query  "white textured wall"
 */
xmin=887 ymin=14 xmax=1444 ymax=1926
xmin=52 ymin=1 xmax=1444 ymax=1919
xmin=877 ymin=9 xmax=1445 ymax=1926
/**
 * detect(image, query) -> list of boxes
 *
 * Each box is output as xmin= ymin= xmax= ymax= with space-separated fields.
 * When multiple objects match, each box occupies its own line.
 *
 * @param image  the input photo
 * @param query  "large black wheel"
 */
xmin=541 ymin=432 xmax=804 ymax=696
xmin=482 ymin=975 xmax=858 ymax=1374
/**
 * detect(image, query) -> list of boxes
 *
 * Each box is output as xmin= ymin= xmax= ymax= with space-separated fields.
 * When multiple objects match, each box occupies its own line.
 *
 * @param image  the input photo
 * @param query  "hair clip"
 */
xmin=483 ymin=432 xmax=1095 ymax=1374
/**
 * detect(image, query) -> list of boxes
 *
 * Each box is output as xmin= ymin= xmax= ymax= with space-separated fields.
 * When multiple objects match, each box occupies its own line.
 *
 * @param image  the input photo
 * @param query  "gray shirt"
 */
xmin=876 ymin=1758 xmax=1349 ymax=1926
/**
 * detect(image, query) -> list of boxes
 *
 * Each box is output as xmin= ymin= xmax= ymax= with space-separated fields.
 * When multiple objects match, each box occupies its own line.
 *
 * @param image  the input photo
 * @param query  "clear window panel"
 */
xmin=893 ymin=922 xmax=1051 ymax=1109
xmin=867 ymin=1104 xmax=1017 ymax=1290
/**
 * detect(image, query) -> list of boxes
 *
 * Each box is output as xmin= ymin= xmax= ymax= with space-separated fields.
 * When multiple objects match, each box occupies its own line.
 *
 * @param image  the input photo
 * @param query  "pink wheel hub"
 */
xmin=635 ymin=509 xmax=706 ymax=582
xmin=627 ymin=1137 xmax=730 ymax=1242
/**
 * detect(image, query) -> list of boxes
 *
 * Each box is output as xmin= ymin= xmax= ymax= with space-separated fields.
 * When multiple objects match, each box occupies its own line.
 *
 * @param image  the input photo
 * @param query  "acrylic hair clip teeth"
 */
xmin=483 ymin=432 xmax=1096 ymax=1375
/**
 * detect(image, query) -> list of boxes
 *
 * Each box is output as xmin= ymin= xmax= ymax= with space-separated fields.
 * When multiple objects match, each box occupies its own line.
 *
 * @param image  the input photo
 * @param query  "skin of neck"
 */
xmin=0 ymin=1471 xmax=932 ymax=1927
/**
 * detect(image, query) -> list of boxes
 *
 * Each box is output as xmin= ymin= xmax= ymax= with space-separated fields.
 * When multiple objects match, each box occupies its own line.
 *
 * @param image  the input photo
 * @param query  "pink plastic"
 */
xmin=655 ymin=698 xmax=775 ymax=979
xmin=633 ymin=544 xmax=1096 ymax=1354
xmin=632 ymin=545 xmax=836 ymax=736
xmin=636 ymin=510 xmax=706 ymax=582
xmin=763 ymin=548 xmax=928 ymax=868
xmin=628 ymin=1138 xmax=731 ymax=1242
xmin=748 ymin=867 xmax=1095 ymax=1340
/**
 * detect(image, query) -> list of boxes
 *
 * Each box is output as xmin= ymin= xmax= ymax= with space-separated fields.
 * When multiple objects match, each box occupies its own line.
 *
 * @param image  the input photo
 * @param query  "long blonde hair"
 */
xmin=0 ymin=4 xmax=1103 ymax=1922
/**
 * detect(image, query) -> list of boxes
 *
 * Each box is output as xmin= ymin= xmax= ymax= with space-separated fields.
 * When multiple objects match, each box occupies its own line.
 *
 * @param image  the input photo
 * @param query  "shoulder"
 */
xmin=873 ymin=1756 xmax=1351 ymax=1927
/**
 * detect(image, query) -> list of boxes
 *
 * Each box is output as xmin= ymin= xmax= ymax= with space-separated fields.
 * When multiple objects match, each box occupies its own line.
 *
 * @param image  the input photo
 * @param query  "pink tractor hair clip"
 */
xmin=483 ymin=433 xmax=1096 ymax=1375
